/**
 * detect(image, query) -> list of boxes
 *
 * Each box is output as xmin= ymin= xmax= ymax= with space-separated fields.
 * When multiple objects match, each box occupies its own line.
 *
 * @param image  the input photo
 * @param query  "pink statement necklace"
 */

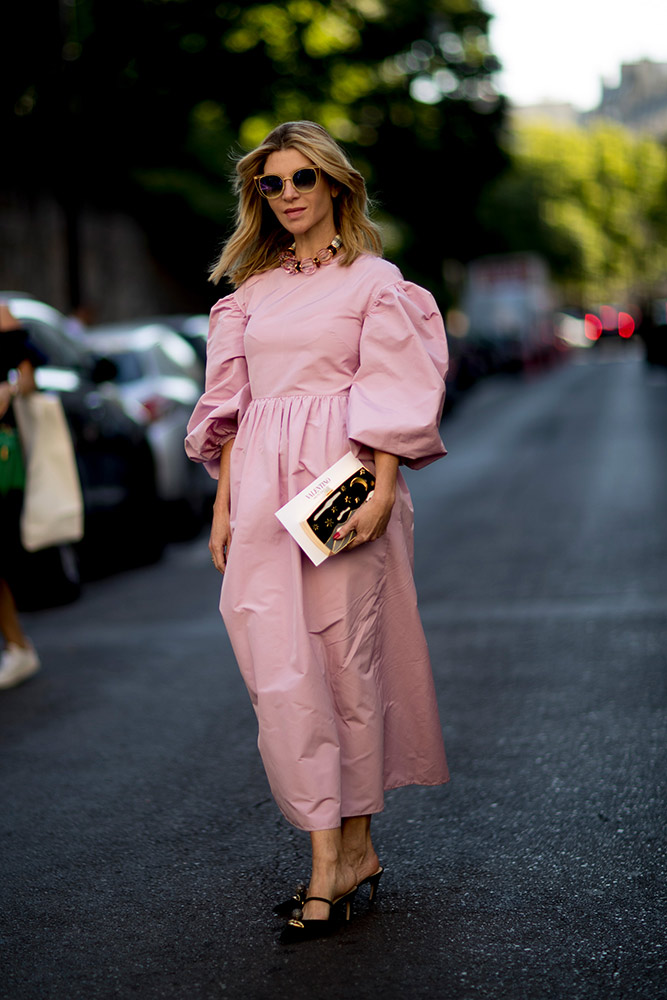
xmin=279 ymin=235 xmax=343 ymax=275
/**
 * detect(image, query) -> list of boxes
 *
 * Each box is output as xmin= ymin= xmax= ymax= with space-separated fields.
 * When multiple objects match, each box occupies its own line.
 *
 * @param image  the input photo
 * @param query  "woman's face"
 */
xmin=261 ymin=148 xmax=338 ymax=246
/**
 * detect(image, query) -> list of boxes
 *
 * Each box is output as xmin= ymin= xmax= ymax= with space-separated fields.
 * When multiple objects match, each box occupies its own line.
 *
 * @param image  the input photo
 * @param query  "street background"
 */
xmin=2 ymin=347 xmax=665 ymax=999
xmin=4 ymin=1 xmax=667 ymax=325
xmin=2 ymin=3 xmax=667 ymax=997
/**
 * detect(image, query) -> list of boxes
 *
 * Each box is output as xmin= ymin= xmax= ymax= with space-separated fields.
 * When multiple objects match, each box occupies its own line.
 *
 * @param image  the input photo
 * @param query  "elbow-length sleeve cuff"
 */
xmin=185 ymin=295 xmax=251 ymax=479
xmin=347 ymin=280 xmax=449 ymax=470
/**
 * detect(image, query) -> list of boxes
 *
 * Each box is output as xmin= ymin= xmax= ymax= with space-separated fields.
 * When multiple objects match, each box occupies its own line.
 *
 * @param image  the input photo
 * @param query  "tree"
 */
xmin=5 ymin=0 xmax=506 ymax=306
xmin=478 ymin=121 xmax=667 ymax=304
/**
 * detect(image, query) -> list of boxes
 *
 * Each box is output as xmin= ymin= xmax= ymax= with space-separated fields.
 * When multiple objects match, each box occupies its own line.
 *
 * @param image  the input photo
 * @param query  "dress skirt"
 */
xmin=186 ymin=254 xmax=450 ymax=831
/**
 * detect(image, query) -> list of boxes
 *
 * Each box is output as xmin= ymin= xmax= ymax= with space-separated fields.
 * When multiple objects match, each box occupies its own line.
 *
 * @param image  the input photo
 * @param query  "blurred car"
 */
xmin=110 ymin=314 xmax=210 ymax=365
xmin=582 ymin=305 xmax=637 ymax=345
xmin=86 ymin=322 xmax=213 ymax=536
xmin=462 ymin=253 xmax=558 ymax=374
xmin=3 ymin=293 xmax=164 ymax=607
xmin=142 ymin=314 xmax=210 ymax=366
xmin=637 ymin=299 xmax=667 ymax=366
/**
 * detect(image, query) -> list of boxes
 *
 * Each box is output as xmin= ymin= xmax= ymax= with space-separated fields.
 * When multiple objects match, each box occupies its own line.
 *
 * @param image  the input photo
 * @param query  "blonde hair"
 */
xmin=210 ymin=121 xmax=383 ymax=287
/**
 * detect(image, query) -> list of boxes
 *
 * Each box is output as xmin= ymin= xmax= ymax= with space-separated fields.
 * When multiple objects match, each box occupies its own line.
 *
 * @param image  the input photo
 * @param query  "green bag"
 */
xmin=0 ymin=423 xmax=25 ymax=495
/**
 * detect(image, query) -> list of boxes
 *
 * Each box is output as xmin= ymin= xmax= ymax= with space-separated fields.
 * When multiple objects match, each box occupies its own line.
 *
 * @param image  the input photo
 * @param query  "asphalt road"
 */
xmin=2 ymin=346 xmax=665 ymax=1000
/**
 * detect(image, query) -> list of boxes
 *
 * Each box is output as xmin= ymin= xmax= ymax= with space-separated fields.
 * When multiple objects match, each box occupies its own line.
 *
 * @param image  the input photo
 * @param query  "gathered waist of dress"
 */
xmin=248 ymin=392 xmax=350 ymax=403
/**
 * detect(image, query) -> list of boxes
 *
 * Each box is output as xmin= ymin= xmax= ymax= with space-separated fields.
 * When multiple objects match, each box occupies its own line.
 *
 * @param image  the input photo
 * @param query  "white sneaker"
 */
xmin=0 ymin=642 xmax=41 ymax=689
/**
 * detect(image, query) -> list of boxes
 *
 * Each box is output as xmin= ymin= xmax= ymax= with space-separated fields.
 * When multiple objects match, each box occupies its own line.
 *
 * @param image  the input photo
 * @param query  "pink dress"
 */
xmin=185 ymin=254 xmax=449 ymax=831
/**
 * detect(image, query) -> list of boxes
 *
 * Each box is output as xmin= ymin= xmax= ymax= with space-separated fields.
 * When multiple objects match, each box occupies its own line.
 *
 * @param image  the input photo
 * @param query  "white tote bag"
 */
xmin=14 ymin=393 xmax=84 ymax=552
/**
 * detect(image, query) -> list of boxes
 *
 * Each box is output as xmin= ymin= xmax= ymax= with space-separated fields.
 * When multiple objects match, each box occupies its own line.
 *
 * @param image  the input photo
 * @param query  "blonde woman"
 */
xmin=186 ymin=121 xmax=449 ymax=941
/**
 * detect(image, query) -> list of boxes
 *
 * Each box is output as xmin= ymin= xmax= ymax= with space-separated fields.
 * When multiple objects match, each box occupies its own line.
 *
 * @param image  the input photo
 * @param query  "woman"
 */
xmin=186 ymin=121 xmax=449 ymax=940
xmin=0 ymin=304 xmax=41 ymax=689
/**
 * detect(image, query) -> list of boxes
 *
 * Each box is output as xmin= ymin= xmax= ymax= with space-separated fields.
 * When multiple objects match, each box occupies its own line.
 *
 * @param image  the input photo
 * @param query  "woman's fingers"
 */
xmin=209 ymin=506 xmax=232 ymax=573
xmin=210 ymin=549 xmax=226 ymax=573
xmin=333 ymin=512 xmax=359 ymax=542
xmin=335 ymin=500 xmax=392 ymax=551
xmin=210 ymin=544 xmax=227 ymax=573
xmin=209 ymin=529 xmax=231 ymax=573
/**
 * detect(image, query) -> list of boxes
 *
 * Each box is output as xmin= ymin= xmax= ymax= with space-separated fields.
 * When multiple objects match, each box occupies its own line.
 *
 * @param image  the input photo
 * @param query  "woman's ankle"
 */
xmin=340 ymin=837 xmax=379 ymax=879
xmin=341 ymin=825 xmax=374 ymax=860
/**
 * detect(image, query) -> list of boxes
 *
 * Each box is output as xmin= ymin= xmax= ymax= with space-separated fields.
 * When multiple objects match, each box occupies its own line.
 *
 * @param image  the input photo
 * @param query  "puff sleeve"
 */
xmin=185 ymin=295 xmax=251 ymax=478
xmin=347 ymin=281 xmax=448 ymax=470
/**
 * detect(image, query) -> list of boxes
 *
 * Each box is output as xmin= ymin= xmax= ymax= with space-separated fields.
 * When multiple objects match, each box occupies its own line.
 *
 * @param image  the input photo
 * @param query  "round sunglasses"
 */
xmin=253 ymin=166 xmax=320 ymax=200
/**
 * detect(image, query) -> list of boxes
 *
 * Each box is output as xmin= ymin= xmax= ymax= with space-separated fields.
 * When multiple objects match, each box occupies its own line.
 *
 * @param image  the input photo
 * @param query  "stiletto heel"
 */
xmin=358 ymin=866 xmax=384 ymax=902
xmin=337 ymin=886 xmax=356 ymax=921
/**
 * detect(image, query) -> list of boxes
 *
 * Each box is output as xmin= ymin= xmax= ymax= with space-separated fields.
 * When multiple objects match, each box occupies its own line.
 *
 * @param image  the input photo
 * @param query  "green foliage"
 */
xmin=479 ymin=121 xmax=667 ymax=303
xmin=5 ymin=0 xmax=506 ymax=299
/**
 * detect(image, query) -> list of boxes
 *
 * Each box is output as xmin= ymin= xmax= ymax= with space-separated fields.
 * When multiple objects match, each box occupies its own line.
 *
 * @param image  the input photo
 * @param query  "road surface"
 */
xmin=2 ymin=347 xmax=665 ymax=999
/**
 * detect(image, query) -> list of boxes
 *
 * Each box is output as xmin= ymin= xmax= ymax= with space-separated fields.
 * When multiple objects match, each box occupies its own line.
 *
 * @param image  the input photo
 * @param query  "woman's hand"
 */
xmin=334 ymin=449 xmax=399 ymax=552
xmin=335 ymin=493 xmax=394 ymax=551
xmin=209 ymin=506 xmax=232 ymax=573
xmin=209 ymin=436 xmax=235 ymax=573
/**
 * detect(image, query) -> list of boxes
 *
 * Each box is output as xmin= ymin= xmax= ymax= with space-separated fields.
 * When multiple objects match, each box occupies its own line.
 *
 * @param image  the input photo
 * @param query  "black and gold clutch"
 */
xmin=301 ymin=467 xmax=375 ymax=555
xmin=275 ymin=451 xmax=376 ymax=566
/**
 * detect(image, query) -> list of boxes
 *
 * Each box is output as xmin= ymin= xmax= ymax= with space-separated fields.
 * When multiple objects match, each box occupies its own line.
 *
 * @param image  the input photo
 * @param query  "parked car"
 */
xmin=637 ymin=299 xmax=667 ymax=366
xmin=3 ymin=294 xmax=164 ymax=607
xmin=141 ymin=314 xmax=210 ymax=366
xmin=86 ymin=322 xmax=214 ymax=537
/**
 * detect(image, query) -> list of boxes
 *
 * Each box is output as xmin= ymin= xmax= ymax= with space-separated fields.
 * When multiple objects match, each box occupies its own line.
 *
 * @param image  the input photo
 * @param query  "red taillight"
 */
xmin=618 ymin=312 xmax=635 ymax=338
xmin=584 ymin=314 xmax=602 ymax=341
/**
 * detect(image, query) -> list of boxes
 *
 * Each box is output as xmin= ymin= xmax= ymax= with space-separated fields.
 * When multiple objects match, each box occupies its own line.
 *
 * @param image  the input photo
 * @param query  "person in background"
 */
xmin=0 ymin=303 xmax=41 ymax=689
xmin=65 ymin=303 xmax=96 ymax=343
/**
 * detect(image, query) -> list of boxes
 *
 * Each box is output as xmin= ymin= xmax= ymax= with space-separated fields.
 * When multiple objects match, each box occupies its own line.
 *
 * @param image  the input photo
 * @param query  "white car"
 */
xmin=87 ymin=322 xmax=212 ymax=535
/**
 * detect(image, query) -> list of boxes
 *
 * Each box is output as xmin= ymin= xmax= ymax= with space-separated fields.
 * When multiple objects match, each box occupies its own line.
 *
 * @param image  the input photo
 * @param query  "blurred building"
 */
xmin=509 ymin=60 xmax=667 ymax=139
xmin=510 ymin=101 xmax=580 ymax=129
xmin=582 ymin=59 xmax=667 ymax=138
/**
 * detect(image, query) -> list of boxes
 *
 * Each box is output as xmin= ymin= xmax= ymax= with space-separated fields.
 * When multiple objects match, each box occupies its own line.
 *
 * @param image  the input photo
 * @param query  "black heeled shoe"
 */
xmin=358 ymin=866 xmax=384 ymax=903
xmin=273 ymin=882 xmax=308 ymax=918
xmin=275 ymin=866 xmax=384 ymax=917
xmin=280 ymin=887 xmax=357 ymax=943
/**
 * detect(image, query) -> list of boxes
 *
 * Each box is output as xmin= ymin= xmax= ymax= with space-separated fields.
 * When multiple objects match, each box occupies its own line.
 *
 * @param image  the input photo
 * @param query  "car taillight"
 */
xmin=618 ymin=312 xmax=635 ymax=338
xmin=584 ymin=314 xmax=602 ymax=341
